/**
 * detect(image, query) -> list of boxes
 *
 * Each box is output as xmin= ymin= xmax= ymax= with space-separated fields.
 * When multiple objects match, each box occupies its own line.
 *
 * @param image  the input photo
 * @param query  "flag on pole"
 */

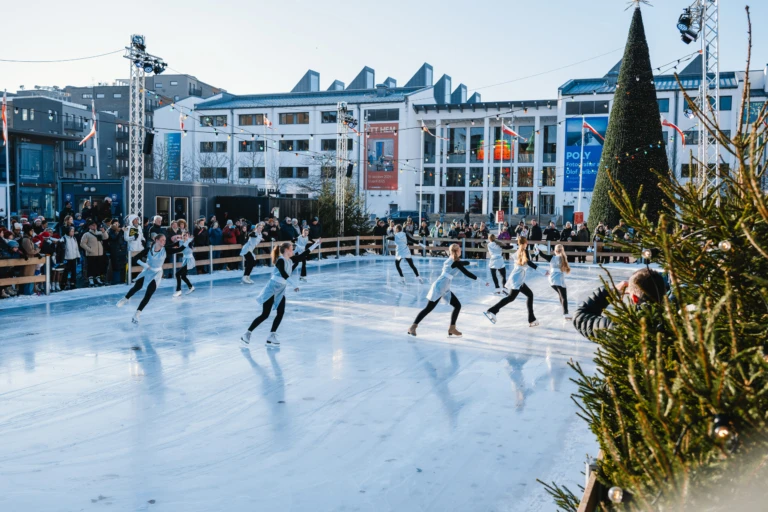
xmin=79 ymin=101 xmax=97 ymax=146
xmin=420 ymin=120 xmax=449 ymax=140
xmin=660 ymin=116 xmax=685 ymax=147
xmin=179 ymin=109 xmax=185 ymax=131
xmin=2 ymin=91 xmax=7 ymax=146
xmin=582 ymin=120 xmax=605 ymax=141
xmin=264 ymin=115 xmax=274 ymax=129
xmin=501 ymin=123 xmax=525 ymax=141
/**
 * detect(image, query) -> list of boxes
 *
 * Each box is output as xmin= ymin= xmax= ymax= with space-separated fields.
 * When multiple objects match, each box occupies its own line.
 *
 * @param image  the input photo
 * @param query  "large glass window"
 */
xmin=469 ymin=127 xmax=483 ymax=163
xmin=540 ymin=194 xmax=555 ymax=215
xmin=681 ymin=163 xmax=697 ymax=178
xmin=542 ymin=166 xmax=556 ymax=187
xmin=446 ymin=167 xmax=465 ymax=187
xmin=468 ymin=191 xmax=483 ymax=214
xmin=468 ymin=167 xmax=483 ymax=187
xmin=657 ymin=98 xmax=670 ymax=113
xmin=19 ymin=187 xmax=55 ymax=220
xmin=279 ymin=112 xmax=309 ymax=125
xmin=200 ymin=168 xmax=227 ymax=180
xmin=239 ymin=167 xmax=265 ymax=179
xmin=719 ymin=96 xmax=732 ymax=111
xmin=199 ymin=115 xmax=227 ymax=127
xmin=422 ymin=167 xmax=435 ymax=186
xmin=18 ymin=142 xmax=55 ymax=183
xmin=321 ymin=111 xmax=337 ymax=123
xmin=492 ymin=191 xmax=512 ymax=212
xmin=200 ymin=141 xmax=227 ymax=153
xmin=683 ymin=130 xmax=699 ymax=146
xmin=491 ymin=167 xmax=512 ymax=187
xmin=239 ymin=140 xmax=264 ymax=152
xmin=517 ymin=126 xmax=535 ymax=163
xmin=365 ymin=109 xmax=399 ymax=122
xmin=446 ymin=127 xmax=466 ymax=164
xmin=491 ymin=127 xmax=513 ymax=163
xmin=321 ymin=139 xmax=354 ymax=151
xmin=239 ymin=114 xmax=265 ymax=126
xmin=423 ymin=129 xmax=436 ymax=164
xmin=516 ymin=191 xmax=533 ymax=214
xmin=543 ymin=125 xmax=557 ymax=163
xmin=517 ymin=167 xmax=534 ymax=187
xmin=445 ymin=191 xmax=465 ymax=213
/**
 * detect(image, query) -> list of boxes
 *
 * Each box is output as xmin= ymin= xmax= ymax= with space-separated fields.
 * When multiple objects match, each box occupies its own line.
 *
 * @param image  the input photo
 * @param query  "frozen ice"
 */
xmin=0 ymin=257 xmax=637 ymax=511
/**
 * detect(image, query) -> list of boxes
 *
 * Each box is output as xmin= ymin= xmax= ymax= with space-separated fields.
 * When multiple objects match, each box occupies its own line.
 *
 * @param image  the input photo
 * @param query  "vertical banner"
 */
xmin=165 ymin=132 xmax=182 ymax=181
xmin=563 ymin=116 xmax=608 ymax=192
xmin=365 ymin=122 xmax=398 ymax=190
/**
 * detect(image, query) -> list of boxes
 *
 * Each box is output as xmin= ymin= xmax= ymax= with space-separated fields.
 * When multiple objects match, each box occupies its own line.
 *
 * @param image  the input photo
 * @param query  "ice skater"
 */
xmin=174 ymin=232 xmax=196 ymax=297
xmin=387 ymin=224 xmax=425 ymax=285
xmin=483 ymin=237 xmax=543 ymax=327
xmin=240 ymin=223 xmax=264 ymax=284
xmin=117 ymin=232 xmax=185 ymax=323
xmin=408 ymin=243 xmax=477 ymax=338
xmin=485 ymin=233 xmax=508 ymax=295
xmin=294 ymin=227 xmax=315 ymax=282
xmin=536 ymin=244 xmax=572 ymax=320
xmin=241 ymin=238 xmax=321 ymax=347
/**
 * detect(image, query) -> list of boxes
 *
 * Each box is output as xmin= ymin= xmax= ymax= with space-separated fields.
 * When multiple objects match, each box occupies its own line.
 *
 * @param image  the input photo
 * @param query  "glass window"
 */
xmin=96 ymin=94 xmax=105 ymax=99
xmin=239 ymin=114 xmax=265 ymax=126
xmin=200 ymin=115 xmax=227 ymax=127
xmin=542 ymin=166 xmax=556 ymax=187
xmin=321 ymin=139 xmax=336 ymax=151
xmin=155 ymin=83 xmax=163 ymax=88
xmin=296 ymin=167 xmax=309 ymax=179
xmin=295 ymin=140 xmax=309 ymax=151
xmin=22 ymin=108 xmax=28 ymax=121
xmin=170 ymin=81 xmax=178 ymax=86
xmin=683 ymin=130 xmax=699 ymax=146
xmin=491 ymin=167 xmax=512 ymax=187
xmin=18 ymin=142 xmax=55 ymax=183
xmin=719 ymin=96 xmax=732 ymax=111
xmin=490 ymin=127 xmax=513 ymax=163
xmin=365 ymin=109 xmax=399 ymax=122
xmin=107 ymin=148 xmax=113 ymax=159
xmin=492 ymin=191 xmax=512 ymax=212
xmin=279 ymin=112 xmax=310 ymax=125
xmin=681 ymin=163 xmax=697 ymax=178
xmin=445 ymin=191 xmax=465 ymax=214
xmin=468 ymin=191 xmax=483 ymax=214
xmin=200 ymin=141 xmax=227 ymax=153
xmin=517 ymin=126 xmax=534 ymax=163
xmin=469 ymin=127 xmax=483 ymax=163
xmin=279 ymin=140 xmax=293 ymax=151
xmin=423 ymin=128 xmax=436 ymax=164
xmin=279 ymin=167 xmax=293 ymax=178
xmin=517 ymin=167 xmax=533 ymax=187
xmin=422 ymin=167 xmax=435 ymax=186
xmin=744 ymin=101 xmax=765 ymax=123
xmin=446 ymin=127 xmax=466 ymax=164
xmin=113 ymin=93 xmax=122 ymax=98
xmin=82 ymin=93 xmax=92 ymax=99
xmin=446 ymin=167 xmax=465 ymax=187
xmin=468 ymin=167 xmax=483 ymax=187
xmin=239 ymin=140 xmax=264 ymax=152
xmin=19 ymin=186 xmax=55 ymax=220
xmin=540 ymin=194 xmax=556 ymax=215
xmin=657 ymin=98 xmax=670 ymax=113
xmin=322 ymin=111 xmax=337 ymax=123
xmin=516 ymin=191 xmax=533 ymax=214
xmin=543 ymin=125 xmax=557 ymax=163
xmin=239 ymin=167 xmax=265 ymax=179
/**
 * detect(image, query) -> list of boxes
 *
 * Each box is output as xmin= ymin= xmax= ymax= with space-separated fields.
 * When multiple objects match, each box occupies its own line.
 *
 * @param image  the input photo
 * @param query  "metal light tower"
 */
xmin=336 ymin=102 xmax=357 ymax=236
xmin=123 ymin=35 xmax=167 ymax=219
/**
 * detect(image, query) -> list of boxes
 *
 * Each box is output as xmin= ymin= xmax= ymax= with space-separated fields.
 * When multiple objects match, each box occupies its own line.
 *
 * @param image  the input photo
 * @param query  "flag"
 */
xmin=582 ymin=120 xmax=605 ymax=141
xmin=660 ymin=116 xmax=685 ymax=147
xmin=179 ymin=109 xmax=185 ymax=131
xmin=79 ymin=100 xmax=97 ymax=146
xmin=501 ymin=123 xmax=524 ymax=140
xmin=2 ymin=91 xmax=7 ymax=146
xmin=264 ymin=115 xmax=274 ymax=129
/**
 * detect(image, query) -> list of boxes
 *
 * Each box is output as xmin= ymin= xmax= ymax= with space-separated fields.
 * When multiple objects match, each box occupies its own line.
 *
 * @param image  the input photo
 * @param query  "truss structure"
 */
xmin=336 ymin=102 xmax=350 ymax=236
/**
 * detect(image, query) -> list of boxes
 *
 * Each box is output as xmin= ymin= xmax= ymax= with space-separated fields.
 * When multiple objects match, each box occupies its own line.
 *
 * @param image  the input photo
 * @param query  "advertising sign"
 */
xmin=564 ymin=116 xmax=608 ymax=192
xmin=365 ymin=122 xmax=398 ymax=191
xmin=574 ymin=211 xmax=584 ymax=225
xmin=165 ymin=132 xmax=182 ymax=181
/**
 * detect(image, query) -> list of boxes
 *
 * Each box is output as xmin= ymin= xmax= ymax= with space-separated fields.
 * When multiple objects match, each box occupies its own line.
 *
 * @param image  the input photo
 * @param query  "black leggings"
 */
xmin=243 ymin=252 xmax=256 ymax=276
xmin=395 ymin=258 xmax=419 ymax=277
xmin=552 ymin=285 xmax=568 ymax=314
xmin=248 ymin=295 xmax=286 ymax=333
xmin=490 ymin=267 xmax=507 ymax=289
xmin=299 ymin=258 xmax=307 ymax=277
xmin=488 ymin=283 xmax=536 ymax=323
xmin=125 ymin=277 xmax=158 ymax=312
xmin=176 ymin=266 xmax=193 ymax=291
xmin=413 ymin=293 xmax=461 ymax=326
xmin=63 ymin=259 xmax=78 ymax=286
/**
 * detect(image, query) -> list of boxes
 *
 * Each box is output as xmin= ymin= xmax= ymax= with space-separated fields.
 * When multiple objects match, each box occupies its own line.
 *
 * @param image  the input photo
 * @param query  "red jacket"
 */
xmin=222 ymin=226 xmax=238 ymax=244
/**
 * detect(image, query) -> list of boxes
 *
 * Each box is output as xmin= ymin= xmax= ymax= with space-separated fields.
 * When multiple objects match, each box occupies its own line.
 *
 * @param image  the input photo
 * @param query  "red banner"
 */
xmin=365 ymin=122 xmax=399 ymax=190
xmin=574 ymin=211 xmax=584 ymax=225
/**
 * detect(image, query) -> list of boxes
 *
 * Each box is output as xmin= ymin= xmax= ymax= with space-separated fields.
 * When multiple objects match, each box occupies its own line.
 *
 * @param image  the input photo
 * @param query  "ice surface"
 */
xmin=0 ymin=257 xmax=637 ymax=511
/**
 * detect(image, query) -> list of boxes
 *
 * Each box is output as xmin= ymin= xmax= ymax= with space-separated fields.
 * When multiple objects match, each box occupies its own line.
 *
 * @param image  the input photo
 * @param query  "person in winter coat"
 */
xmin=81 ymin=200 xmax=93 ymax=223
xmin=80 ymin=220 xmax=109 ymax=286
xmin=58 ymin=202 xmax=75 ymax=232
xmin=20 ymin=224 xmax=43 ymax=295
xmin=61 ymin=226 xmax=80 ymax=289
xmin=560 ymin=221 xmax=575 ymax=263
xmin=280 ymin=216 xmax=295 ymax=242
xmin=192 ymin=218 xmax=209 ymax=274
xmin=109 ymin=220 xmax=128 ymax=284
xmin=222 ymin=220 xmax=239 ymax=270
xmin=208 ymin=221 xmax=223 ymax=270
xmin=100 ymin=197 xmax=113 ymax=222
xmin=292 ymin=219 xmax=301 ymax=239
xmin=573 ymin=268 xmax=666 ymax=339
xmin=576 ymin=223 xmax=590 ymax=263
xmin=308 ymin=216 xmax=322 ymax=240
xmin=543 ymin=221 xmax=559 ymax=242
xmin=418 ymin=220 xmax=430 ymax=238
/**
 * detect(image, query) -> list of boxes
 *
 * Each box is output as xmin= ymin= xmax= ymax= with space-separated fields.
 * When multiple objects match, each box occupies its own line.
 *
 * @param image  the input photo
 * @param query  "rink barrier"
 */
xmin=0 ymin=255 xmax=51 ymax=295
xmin=577 ymin=450 xmax=604 ymax=512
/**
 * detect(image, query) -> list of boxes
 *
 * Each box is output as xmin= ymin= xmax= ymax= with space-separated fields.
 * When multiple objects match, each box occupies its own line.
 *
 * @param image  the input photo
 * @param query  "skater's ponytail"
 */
xmin=488 ymin=233 xmax=496 ymax=243
xmin=515 ymin=237 xmax=528 ymax=266
xmin=554 ymin=244 xmax=570 ymax=274
xmin=271 ymin=242 xmax=291 ymax=264
xmin=449 ymin=243 xmax=461 ymax=261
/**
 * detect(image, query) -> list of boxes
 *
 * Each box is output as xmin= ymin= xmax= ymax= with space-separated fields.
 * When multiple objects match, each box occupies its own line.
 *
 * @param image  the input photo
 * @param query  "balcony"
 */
xmin=65 ymin=161 xmax=85 ymax=171
xmin=64 ymin=141 xmax=84 ymax=152
xmin=64 ymin=120 xmax=84 ymax=131
xmin=116 ymin=131 xmax=128 ymax=141
xmin=189 ymin=87 xmax=203 ymax=97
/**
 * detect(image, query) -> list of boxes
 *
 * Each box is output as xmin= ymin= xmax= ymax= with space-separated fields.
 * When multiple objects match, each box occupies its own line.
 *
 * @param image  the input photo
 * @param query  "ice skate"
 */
xmin=240 ymin=331 xmax=251 ymax=345
xmin=448 ymin=325 xmax=462 ymax=338
xmin=266 ymin=332 xmax=280 ymax=347
xmin=88 ymin=277 xmax=95 ymax=287
xmin=132 ymin=311 xmax=141 ymax=324
xmin=529 ymin=320 xmax=540 ymax=327
xmin=242 ymin=276 xmax=253 ymax=284
xmin=186 ymin=286 xmax=195 ymax=295
xmin=483 ymin=311 xmax=497 ymax=324
xmin=173 ymin=290 xmax=182 ymax=297
xmin=407 ymin=324 xmax=418 ymax=337
xmin=400 ymin=276 xmax=406 ymax=286
xmin=418 ymin=277 xmax=424 ymax=284
xmin=299 ymin=277 xmax=307 ymax=282
xmin=494 ymin=287 xmax=502 ymax=295
xmin=117 ymin=297 xmax=129 ymax=308
xmin=563 ymin=313 xmax=572 ymax=321
xmin=95 ymin=277 xmax=105 ymax=287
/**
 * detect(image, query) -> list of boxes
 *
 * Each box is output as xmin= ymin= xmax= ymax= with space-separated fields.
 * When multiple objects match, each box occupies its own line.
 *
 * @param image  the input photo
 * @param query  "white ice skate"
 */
xmin=132 ymin=311 xmax=141 ymax=324
xmin=400 ymin=277 xmax=407 ymax=286
xmin=242 ymin=276 xmax=253 ymax=284
xmin=173 ymin=290 xmax=182 ymax=297
xmin=117 ymin=297 xmax=129 ymax=308
xmin=186 ymin=286 xmax=195 ymax=295
xmin=240 ymin=331 xmax=251 ymax=345
xmin=529 ymin=320 xmax=540 ymax=327
xmin=483 ymin=311 xmax=497 ymax=324
xmin=266 ymin=332 xmax=280 ymax=347
xmin=299 ymin=277 xmax=307 ymax=282
xmin=563 ymin=314 xmax=572 ymax=321
xmin=494 ymin=288 xmax=502 ymax=295
xmin=418 ymin=277 xmax=425 ymax=284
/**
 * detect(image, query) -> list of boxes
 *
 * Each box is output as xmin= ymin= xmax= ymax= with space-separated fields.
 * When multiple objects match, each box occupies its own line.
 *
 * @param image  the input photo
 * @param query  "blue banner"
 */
xmin=563 ymin=116 xmax=608 ymax=192
xmin=165 ymin=132 xmax=182 ymax=181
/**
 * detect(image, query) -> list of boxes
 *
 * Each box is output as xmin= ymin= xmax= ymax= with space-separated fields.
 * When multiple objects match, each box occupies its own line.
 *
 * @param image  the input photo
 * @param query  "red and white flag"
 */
xmin=2 ymin=91 xmax=7 ymax=146
xmin=582 ymin=120 xmax=605 ymax=141
xmin=79 ymin=100 xmax=97 ymax=146
xmin=501 ymin=123 xmax=525 ymax=141
xmin=660 ymin=116 xmax=685 ymax=147
xmin=264 ymin=115 xmax=274 ymax=129
xmin=179 ymin=109 xmax=185 ymax=131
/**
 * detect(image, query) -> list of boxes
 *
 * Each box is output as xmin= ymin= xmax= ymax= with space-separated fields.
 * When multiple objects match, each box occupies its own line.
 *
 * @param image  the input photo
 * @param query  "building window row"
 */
xmin=279 ymin=139 xmax=309 ymax=152
xmin=200 ymin=141 xmax=227 ymax=153
xmin=365 ymin=109 xmax=400 ymax=122
xmin=200 ymin=115 xmax=228 ymax=127
xmin=565 ymin=100 xmax=610 ymax=116
xmin=279 ymin=166 xmax=309 ymax=179
xmin=201 ymin=167 xmax=228 ymax=179
xmin=320 ymin=138 xmax=354 ymax=151
xmin=239 ymin=140 xmax=265 ymax=152
xmin=239 ymin=167 xmax=266 ymax=179
xmin=279 ymin=112 xmax=310 ymax=125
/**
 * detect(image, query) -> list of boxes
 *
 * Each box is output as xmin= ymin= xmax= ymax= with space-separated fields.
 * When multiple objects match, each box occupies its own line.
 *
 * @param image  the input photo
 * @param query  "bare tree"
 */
xmin=152 ymin=140 xmax=169 ymax=180
xmin=194 ymin=151 xmax=231 ymax=183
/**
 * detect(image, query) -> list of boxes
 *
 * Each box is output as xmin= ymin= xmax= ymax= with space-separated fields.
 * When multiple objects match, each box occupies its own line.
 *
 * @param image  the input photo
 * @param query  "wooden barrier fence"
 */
xmin=0 ymin=255 xmax=52 ymax=294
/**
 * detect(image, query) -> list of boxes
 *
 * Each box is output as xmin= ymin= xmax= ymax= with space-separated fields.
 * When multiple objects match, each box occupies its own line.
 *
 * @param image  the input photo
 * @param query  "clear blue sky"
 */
xmin=2 ymin=0 xmax=765 ymax=100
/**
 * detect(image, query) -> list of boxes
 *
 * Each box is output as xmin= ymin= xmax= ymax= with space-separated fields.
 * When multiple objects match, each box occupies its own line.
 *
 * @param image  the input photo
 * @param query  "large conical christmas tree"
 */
xmin=588 ymin=7 xmax=669 ymax=228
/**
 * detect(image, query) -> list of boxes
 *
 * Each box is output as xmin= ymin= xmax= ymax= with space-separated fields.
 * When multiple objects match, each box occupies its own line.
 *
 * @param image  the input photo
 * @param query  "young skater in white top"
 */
xmin=387 ymin=224 xmax=425 ymax=285
xmin=174 ymin=232 xmax=196 ymax=296
xmin=240 ymin=223 xmax=264 ymax=284
xmin=294 ymin=227 xmax=315 ymax=282
xmin=536 ymin=243 xmax=572 ymax=320
xmin=483 ymin=237 xmax=543 ymax=327
xmin=485 ymin=233 xmax=508 ymax=295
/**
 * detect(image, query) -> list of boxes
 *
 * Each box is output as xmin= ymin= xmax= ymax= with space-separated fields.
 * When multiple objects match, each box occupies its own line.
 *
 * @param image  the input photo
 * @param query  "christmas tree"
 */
xmin=543 ymin=8 xmax=768 ymax=512
xmin=588 ymin=6 xmax=669 ymax=228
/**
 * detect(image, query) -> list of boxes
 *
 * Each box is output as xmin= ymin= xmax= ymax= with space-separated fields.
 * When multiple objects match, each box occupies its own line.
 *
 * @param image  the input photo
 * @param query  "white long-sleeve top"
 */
xmin=240 ymin=233 xmax=263 ymax=257
xmin=63 ymin=235 xmax=80 ymax=260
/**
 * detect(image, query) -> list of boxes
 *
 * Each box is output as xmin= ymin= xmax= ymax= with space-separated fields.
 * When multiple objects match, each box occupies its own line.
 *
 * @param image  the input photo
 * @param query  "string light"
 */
xmin=712 ymin=414 xmax=736 ymax=444
xmin=641 ymin=248 xmax=652 ymax=260
xmin=607 ymin=487 xmax=624 ymax=504
xmin=718 ymin=240 xmax=732 ymax=251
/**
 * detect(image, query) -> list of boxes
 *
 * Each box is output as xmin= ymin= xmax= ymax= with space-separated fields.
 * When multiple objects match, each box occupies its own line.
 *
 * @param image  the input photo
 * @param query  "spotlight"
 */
xmin=143 ymin=62 xmax=154 ymax=74
xmin=680 ymin=29 xmax=698 ymax=44
xmin=131 ymin=34 xmax=146 ymax=51
xmin=677 ymin=9 xmax=692 ymax=31
xmin=152 ymin=60 xmax=167 ymax=75
xmin=684 ymin=109 xmax=695 ymax=120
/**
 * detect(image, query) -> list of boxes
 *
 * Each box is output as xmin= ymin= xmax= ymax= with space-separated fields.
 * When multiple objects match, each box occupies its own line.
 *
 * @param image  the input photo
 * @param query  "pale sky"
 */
xmin=2 ymin=0 xmax=766 ymax=101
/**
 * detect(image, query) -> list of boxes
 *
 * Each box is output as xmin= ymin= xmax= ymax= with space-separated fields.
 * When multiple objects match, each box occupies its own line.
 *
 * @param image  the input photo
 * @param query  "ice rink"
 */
xmin=0 ymin=257 xmax=636 ymax=511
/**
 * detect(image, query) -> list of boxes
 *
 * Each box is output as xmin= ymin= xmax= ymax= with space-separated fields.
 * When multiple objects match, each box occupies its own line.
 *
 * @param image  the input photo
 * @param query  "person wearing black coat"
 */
xmin=108 ymin=220 xmax=128 ymax=285
xmin=59 ymin=202 xmax=75 ymax=231
xmin=543 ymin=222 xmax=559 ymax=242
xmin=308 ymin=217 xmax=322 ymax=239
xmin=528 ymin=219 xmax=542 ymax=260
